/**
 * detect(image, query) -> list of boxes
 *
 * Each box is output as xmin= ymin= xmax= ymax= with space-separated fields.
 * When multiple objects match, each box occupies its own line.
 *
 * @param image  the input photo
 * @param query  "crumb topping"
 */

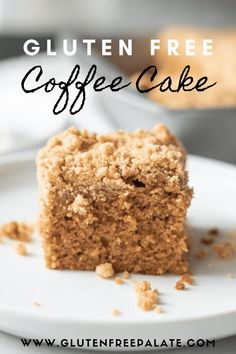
xmin=96 ymin=263 xmax=114 ymax=278
xmin=38 ymin=125 xmax=188 ymax=190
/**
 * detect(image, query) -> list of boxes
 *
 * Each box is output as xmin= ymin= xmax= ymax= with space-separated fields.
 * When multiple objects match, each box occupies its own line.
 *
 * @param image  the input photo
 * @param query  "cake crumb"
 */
xmin=135 ymin=281 xmax=158 ymax=311
xmin=123 ymin=271 xmax=130 ymax=279
xmin=0 ymin=221 xmax=33 ymax=242
xmin=195 ymin=249 xmax=208 ymax=260
xmin=135 ymin=280 xmax=151 ymax=293
xmin=96 ymin=263 xmax=114 ymax=278
xmin=208 ymin=228 xmax=219 ymax=236
xmin=175 ymin=280 xmax=185 ymax=290
xmin=15 ymin=242 xmax=27 ymax=256
xmin=115 ymin=277 xmax=124 ymax=285
xmin=213 ymin=242 xmax=235 ymax=260
xmin=181 ymin=272 xmax=194 ymax=285
xmin=201 ymin=235 xmax=215 ymax=245
xmin=154 ymin=305 xmax=162 ymax=314
xmin=226 ymin=273 xmax=234 ymax=279
xmin=33 ymin=301 xmax=42 ymax=307
xmin=112 ymin=309 xmax=121 ymax=317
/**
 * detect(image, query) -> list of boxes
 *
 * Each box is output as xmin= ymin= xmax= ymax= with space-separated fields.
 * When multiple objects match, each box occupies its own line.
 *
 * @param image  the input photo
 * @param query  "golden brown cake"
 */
xmin=37 ymin=125 xmax=192 ymax=275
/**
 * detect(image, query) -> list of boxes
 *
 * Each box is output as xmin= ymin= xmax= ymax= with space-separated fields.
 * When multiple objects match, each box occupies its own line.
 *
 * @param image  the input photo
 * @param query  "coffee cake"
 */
xmin=37 ymin=125 xmax=192 ymax=275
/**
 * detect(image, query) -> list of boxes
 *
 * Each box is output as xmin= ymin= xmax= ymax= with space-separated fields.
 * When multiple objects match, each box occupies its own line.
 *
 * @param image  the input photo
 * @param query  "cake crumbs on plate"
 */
xmin=15 ymin=242 xmax=27 ymax=256
xmin=201 ymin=235 xmax=215 ymax=245
xmin=96 ymin=263 xmax=114 ymax=279
xmin=134 ymin=281 xmax=159 ymax=311
xmin=123 ymin=271 xmax=130 ymax=279
xmin=195 ymin=249 xmax=208 ymax=260
xmin=0 ymin=221 xmax=33 ymax=242
xmin=112 ymin=309 xmax=121 ymax=317
xmin=212 ymin=241 xmax=235 ymax=260
xmin=115 ymin=277 xmax=124 ymax=285
xmin=208 ymin=228 xmax=219 ymax=236
xmin=181 ymin=272 xmax=194 ymax=285
xmin=154 ymin=305 xmax=162 ymax=314
xmin=33 ymin=301 xmax=42 ymax=307
xmin=135 ymin=280 xmax=151 ymax=293
xmin=175 ymin=280 xmax=185 ymax=291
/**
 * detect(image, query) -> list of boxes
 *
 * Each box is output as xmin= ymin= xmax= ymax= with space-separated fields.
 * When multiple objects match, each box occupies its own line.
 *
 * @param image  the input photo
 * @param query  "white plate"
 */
xmin=0 ymin=152 xmax=236 ymax=351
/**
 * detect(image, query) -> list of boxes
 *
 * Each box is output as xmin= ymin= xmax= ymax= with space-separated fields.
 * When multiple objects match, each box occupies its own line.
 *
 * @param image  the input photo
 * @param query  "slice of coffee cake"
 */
xmin=37 ymin=125 xmax=192 ymax=275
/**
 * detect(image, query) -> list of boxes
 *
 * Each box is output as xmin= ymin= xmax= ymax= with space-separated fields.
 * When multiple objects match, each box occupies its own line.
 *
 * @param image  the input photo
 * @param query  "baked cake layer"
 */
xmin=37 ymin=125 xmax=193 ymax=275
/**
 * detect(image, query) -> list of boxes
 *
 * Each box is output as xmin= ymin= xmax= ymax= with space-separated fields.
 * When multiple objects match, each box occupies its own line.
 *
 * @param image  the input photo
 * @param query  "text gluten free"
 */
xmin=23 ymin=39 xmax=213 ymax=57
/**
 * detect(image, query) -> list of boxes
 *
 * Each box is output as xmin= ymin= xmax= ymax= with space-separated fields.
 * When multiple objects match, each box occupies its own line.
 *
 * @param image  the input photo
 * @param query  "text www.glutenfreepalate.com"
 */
xmin=20 ymin=337 xmax=215 ymax=349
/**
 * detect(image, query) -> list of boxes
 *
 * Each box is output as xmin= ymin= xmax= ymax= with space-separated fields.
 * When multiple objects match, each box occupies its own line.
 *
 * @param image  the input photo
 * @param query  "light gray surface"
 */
xmin=1 ymin=0 xmax=236 ymax=34
xmin=1 ymin=331 xmax=236 ymax=354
